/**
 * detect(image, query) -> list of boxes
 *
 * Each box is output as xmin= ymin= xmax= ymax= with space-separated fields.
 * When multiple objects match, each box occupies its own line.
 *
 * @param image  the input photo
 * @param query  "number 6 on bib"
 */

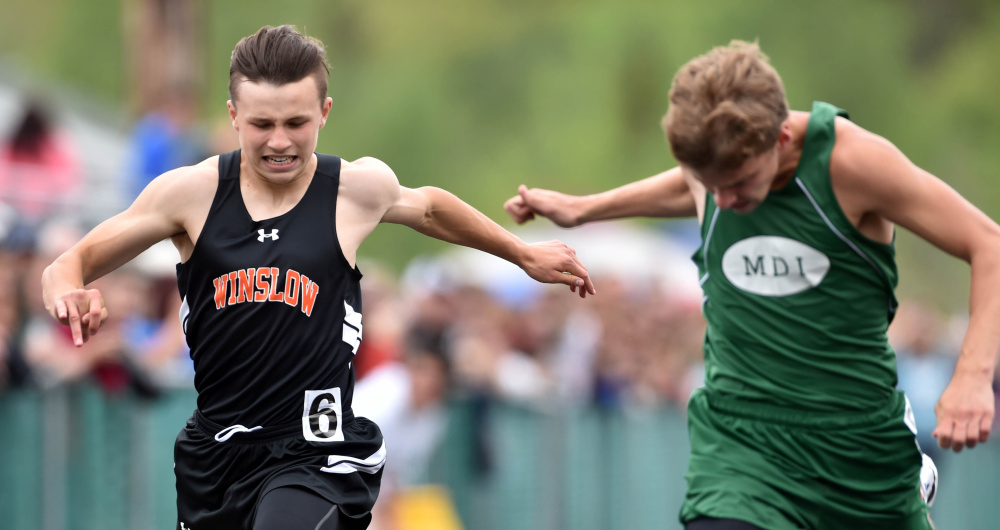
xmin=302 ymin=388 xmax=344 ymax=442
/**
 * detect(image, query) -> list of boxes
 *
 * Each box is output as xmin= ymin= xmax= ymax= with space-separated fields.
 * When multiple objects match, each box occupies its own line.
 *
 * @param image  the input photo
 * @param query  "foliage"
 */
xmin=2 ymin=0 xmax=998 ymax=310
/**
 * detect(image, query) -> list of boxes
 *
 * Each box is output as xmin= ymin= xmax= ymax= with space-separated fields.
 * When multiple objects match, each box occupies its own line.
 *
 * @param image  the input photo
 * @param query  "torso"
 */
xmin=692 ymin=101 xmax=900 ymax=412
xmin=176 ymin=150 xmax=365 ymax=429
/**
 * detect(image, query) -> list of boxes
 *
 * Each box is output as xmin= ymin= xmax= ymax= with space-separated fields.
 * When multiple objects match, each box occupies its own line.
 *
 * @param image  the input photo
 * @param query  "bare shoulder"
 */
xmin=144 ymin=157 xmax=218 ymax=197
xmin=339 ymin=156 xmax=401 ymax=210
xmin=831 ymin=117 xmax=901 ymax=173
xmin=132 ymin=157 xmax=220 ymax=223
xmin=341 ymin=156 xmax=398 ymax=186
xmin=829 ymin=115 xmax=922 ymax=224
xmin=830 ymin=118 xmax=908 ymax=191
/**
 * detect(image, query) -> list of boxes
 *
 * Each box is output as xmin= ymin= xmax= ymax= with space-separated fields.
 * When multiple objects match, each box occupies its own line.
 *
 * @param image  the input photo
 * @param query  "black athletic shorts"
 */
xmin=174 ymin=409 xmax=385 ymax=530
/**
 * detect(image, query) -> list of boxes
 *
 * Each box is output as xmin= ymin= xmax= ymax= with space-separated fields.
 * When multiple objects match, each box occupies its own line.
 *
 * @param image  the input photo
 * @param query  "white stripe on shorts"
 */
xmin=320 ymin=440 xmax=387 ymax=474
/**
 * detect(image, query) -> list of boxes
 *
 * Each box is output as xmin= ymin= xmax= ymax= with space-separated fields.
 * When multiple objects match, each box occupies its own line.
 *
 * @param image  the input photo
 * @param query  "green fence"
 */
xmin=1 ymin=385 xmax=997 ymax=529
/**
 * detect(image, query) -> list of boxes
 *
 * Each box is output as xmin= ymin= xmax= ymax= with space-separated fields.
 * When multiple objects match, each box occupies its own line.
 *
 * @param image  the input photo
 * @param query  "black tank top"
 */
xmin=177 ymin=150 xmax=363 ymax=435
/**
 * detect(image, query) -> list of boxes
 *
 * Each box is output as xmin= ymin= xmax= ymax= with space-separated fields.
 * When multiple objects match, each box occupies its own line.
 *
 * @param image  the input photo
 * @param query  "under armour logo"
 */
xmin=257 ymin=229 xmax=280 ymax=242
xmin=180 ymin=523 xmax=193 ymax=530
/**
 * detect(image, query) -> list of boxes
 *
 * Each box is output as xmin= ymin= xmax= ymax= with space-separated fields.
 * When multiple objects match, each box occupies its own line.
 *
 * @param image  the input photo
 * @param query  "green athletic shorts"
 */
xmin=679 ymin=388 xmax=933 ymax=530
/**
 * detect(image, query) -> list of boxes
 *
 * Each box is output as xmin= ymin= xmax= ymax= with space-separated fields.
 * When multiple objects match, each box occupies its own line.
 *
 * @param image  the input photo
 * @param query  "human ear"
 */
xmin=777 ymin=122 xmax=792 ymax=147
xmin=320 ymin=97 xmax=332 ymax=128
xmin=227 ymin=100 xmax=238 ymax=130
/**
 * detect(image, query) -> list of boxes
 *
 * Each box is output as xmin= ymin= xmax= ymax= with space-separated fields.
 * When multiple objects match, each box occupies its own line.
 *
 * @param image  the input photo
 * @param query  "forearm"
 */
xmin=413 ymin=187 xmax=526 ymax=264
xmin=576 ymin=168 xmax=694 ymax=223
xmin=956 ymin=248 xmax=1000 ymax=379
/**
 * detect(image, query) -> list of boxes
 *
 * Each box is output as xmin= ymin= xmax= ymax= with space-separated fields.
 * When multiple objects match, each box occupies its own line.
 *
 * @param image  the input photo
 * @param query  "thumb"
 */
xmin=518 ymin=184 xmax=530 ymax=202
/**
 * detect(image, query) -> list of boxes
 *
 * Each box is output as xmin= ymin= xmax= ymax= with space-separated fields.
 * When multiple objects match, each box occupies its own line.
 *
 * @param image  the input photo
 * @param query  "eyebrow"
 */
xmin=247 ymin=115 xmax=310 ymax=123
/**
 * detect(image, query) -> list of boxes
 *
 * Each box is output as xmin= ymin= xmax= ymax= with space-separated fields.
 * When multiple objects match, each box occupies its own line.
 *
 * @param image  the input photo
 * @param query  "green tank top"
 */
xmin=693 ymin=101 xmax=900 ymax=412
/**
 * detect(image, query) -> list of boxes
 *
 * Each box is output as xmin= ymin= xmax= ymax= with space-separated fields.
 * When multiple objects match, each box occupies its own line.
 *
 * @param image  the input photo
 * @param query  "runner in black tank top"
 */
xmin=172 ymin=150 xmax=384 ymax=529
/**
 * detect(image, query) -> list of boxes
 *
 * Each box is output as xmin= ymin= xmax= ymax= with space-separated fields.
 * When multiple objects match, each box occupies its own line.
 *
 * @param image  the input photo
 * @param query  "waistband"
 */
xmin=702 ymin=389 xmax=905 ymax=430
xmin=193 ymin=408 xmax=357 ymax=443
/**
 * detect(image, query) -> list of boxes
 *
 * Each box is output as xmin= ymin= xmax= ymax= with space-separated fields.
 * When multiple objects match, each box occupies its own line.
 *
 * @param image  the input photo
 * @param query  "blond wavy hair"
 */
xmin=662 ymin=40 xmax=789 ymax=170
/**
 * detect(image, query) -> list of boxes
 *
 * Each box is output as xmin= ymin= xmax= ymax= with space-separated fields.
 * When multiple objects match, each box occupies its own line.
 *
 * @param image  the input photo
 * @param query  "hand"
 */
xmin=504 ymin=185 xmax=583 ymax=228
xmin=51 ymin=289 xmax=109 ymax=347
xmin=932 ymin=370 xmax=995 ymax=452
xmin=518 ymin=240 xmax=596 ymax=298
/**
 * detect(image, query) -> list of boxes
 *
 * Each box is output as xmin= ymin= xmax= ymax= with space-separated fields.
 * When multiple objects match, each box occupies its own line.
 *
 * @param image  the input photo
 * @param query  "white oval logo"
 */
xmin=721 ymin=236 xmax=830 ymax=297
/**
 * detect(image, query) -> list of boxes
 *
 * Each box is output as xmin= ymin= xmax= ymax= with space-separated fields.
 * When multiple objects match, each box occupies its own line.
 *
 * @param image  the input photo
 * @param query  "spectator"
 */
xmin=0 ymin=98 xmax=81 ymax=227
xmin=124 ymin=84 xmax=206 ymax=201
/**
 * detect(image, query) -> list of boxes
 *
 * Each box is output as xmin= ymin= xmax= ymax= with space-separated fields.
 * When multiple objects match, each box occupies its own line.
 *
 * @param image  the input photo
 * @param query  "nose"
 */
xmin=714 ymin=188 xmax=739 ymax=210
xmin=267 ymin=127 xmax=292 ymax=151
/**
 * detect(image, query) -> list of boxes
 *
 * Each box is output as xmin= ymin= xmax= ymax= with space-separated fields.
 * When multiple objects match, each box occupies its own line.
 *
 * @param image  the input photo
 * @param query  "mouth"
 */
xmin=263 ymin=155 xmax=297 ymax=168
xmin=731 ymin=200 xmax=753 ymax=213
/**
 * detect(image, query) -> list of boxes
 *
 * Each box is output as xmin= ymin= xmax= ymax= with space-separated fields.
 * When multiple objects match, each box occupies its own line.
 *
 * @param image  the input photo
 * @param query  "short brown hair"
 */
xmin=662 ymin=40 xmax=788 ymax=171
xmin=229 ymin=25 xmax=330 ymax=104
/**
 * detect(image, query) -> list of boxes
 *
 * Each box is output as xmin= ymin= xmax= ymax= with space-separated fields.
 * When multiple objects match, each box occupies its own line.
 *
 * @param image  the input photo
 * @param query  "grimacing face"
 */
xmin=227 ymin=76 xmax=332 ymax=185
xmin=687 ymin=143 xmax=782 ymax=214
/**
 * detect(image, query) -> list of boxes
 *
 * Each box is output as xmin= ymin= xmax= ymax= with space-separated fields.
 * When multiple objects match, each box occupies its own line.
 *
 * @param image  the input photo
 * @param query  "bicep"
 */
xmin=380 ymin=186 xmax=432 ymax=228
xmin=74 ymin=175 xmax=189 ymax=283
xmin=655 ymin=167 xmax=698 ymax=217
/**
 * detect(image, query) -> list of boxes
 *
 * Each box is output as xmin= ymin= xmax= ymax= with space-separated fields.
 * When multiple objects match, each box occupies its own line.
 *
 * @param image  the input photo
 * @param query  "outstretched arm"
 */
xmin=384 ymin=185 xmax=596 ymax=297
xmin=337 ymin=157 xmax=595 ymax=297
xmin=504 ymin=167 xmax=696 ymax=227
xmin=833 ymin=123 xmax=1000 ymax=453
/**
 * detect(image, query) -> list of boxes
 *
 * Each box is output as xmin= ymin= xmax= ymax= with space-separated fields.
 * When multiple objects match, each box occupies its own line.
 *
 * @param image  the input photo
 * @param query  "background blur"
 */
xmin=0 ymin=0 xmax=998 ymax=528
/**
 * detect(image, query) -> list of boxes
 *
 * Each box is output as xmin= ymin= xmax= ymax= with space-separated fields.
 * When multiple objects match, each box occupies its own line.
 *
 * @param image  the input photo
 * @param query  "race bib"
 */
xmin=302 ymin=387 xmax=344 ymax=442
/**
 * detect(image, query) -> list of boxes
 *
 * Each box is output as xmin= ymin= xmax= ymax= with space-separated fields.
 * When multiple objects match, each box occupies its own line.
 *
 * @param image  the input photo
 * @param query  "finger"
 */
xmin=565 ymin=255 xmax=596 ymax=296
xmin=950 ymin=421 xmax=967 ymax=453
xmin=965 ymin=420 xmax=980 ymax=450
xmin=65 ymin=300 xmax=85 ymax=346
xmin=503 ymin=196 xmax=524 ymax=214
xmin=81 ymin=313 xmax=92 ymax=343
xmin=87 ymin=291 xmax=104 ymax=336
xmin=979 ymin=415 xmax=992 ymax=443
xmin=505 ymin=200 xmax=534 ymax=224
xmin=933 ymin=419 xmax=953 ymax=450
xmin=55 ymin=299 xmax=68 ymax=321
xmin=518 ymin=185 xmax=534 ymax=206
xmin=560 ymin=261 xmax=589 ymax=289
xmin=514 ymin=205 xmax=535 ymax=223
xmin=549 ymin=270 xmax=585 ymax=296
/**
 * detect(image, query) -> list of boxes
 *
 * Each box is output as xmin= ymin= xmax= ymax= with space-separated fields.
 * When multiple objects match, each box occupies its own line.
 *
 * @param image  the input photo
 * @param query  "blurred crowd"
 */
xmin=0 ymin=87 xmax=219 ymax=397
xmin=0 ymin=90 xmax=998 ymax=530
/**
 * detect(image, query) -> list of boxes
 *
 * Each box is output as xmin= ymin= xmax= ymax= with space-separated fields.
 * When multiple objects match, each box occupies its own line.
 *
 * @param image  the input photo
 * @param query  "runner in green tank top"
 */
xmin=504 ymin=40 xmax=1000 ymax=530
